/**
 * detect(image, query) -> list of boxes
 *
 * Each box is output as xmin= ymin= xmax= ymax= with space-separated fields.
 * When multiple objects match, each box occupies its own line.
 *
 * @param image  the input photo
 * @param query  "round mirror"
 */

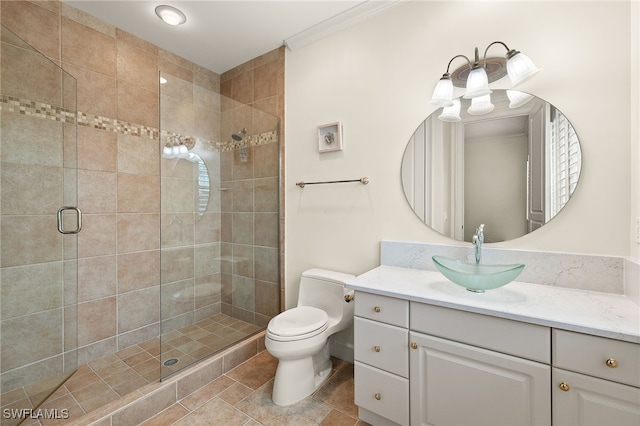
xmin=401 ymin=90 xmax=582 ymax=243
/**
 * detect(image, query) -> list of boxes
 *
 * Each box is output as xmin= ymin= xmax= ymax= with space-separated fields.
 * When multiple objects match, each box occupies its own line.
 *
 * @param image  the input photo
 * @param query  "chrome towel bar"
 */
xmin=295 ymin=177 xmax=369 ymax=188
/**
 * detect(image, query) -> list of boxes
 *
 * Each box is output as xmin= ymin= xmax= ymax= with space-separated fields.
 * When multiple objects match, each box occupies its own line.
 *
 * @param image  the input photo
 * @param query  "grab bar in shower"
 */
xmin=295 ymin=177 xmax=369 ymax=188
xmin=57 ymin=206 xmax=83 ymax=234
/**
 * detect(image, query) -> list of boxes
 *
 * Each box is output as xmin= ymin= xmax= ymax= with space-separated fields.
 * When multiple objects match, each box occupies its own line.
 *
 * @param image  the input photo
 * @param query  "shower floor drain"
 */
xmin=163 ymin=358 xmax=179 ymax=366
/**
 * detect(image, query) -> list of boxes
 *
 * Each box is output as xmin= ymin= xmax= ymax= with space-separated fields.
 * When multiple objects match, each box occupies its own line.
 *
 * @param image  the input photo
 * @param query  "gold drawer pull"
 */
xmin=374 ymin=393 xmax=381 ymax=400
xmin=374 ymin=346 xmax=381 ymax=352
xmin=411 ymin=342 xmax=418 ymax=350
xmin=559 ymin=382 xmax=570 ymax=392
xmin=606 ymin=358 xmax=618 ymax=368
xmin=374 ymin=306 xmax=381 ymax=313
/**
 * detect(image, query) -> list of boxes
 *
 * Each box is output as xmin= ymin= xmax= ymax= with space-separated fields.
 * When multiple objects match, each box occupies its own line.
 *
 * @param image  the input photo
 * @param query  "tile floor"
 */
xmin=140 ymin=351 xmax=366 ymax=426
xmin=1 ymin=314 xmax=263 ymax=426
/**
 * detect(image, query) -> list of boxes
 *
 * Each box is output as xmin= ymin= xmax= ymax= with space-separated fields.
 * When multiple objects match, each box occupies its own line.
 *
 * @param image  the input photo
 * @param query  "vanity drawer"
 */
xmin=355 ymin=361 xmax=409 ymax=426
xmin=411 ymin=303 xmax=551 ymax=363
xmin=355 ymin=291 xmax=408 ymax=327
xmin=354 ymin=317 xmax=409 ymax=378
xmin=553 ymin=329 xmax=640 ymax=387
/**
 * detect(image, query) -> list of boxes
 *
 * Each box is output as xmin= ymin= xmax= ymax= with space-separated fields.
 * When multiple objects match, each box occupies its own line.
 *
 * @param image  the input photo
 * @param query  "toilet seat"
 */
xmin=267 ymin=306 xmax=328 ymax=342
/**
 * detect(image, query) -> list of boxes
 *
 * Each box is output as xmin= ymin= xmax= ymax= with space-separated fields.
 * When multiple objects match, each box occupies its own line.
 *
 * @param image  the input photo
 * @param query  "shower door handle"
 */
xmin=57 ymin=206 xmax=83 ymax=234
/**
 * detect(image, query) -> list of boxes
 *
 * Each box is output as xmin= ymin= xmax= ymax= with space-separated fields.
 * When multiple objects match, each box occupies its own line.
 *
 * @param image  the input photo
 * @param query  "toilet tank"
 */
xmin=298 ymin=268 xmax=355 ymax=320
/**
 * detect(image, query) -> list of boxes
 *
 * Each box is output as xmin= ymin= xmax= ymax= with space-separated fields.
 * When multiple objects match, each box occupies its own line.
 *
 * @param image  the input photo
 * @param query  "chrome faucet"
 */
xmin=472 ymin=224 xmax=485 ymax=264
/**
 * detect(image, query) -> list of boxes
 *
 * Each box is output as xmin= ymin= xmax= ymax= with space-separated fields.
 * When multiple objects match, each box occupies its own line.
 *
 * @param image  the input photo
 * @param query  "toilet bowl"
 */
xmin=265 ymin=268 xmax=355 ymax=406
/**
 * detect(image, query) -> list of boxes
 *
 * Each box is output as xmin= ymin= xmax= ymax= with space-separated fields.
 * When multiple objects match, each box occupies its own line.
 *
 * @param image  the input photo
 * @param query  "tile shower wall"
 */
xmin=220 ymin=49 xmax=285 ymax=321
xmin=0 ymin=1 xmax=285 ymax=368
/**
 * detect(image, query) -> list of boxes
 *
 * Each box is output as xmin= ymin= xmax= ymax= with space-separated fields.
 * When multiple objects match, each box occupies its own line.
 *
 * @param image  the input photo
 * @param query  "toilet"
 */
xmin=265 ymin=268 xmax=355 ymax=406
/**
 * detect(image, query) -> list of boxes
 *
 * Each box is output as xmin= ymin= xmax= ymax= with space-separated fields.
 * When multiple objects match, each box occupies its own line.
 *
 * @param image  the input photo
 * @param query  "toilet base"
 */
xmin=271 ymin=340 xmax=332 ymax=406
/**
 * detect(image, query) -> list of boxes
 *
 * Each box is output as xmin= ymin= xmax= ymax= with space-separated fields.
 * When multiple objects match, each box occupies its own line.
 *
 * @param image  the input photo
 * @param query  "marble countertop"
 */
xmin=346 ymin=266 xmax=640 ymax=344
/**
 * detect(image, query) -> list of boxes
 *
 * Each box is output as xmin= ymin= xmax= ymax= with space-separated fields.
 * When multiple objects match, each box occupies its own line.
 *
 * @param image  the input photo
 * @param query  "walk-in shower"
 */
xmin=159 ymin=71 xmax=280 ymax=379
xmin=0 ymin=23 xmax=280 ymax=423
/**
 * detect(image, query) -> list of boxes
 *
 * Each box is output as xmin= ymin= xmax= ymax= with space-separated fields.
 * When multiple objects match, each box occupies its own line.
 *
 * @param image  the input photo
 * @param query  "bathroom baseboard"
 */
xmin=330 ymin=340 xmax=354 ymax=363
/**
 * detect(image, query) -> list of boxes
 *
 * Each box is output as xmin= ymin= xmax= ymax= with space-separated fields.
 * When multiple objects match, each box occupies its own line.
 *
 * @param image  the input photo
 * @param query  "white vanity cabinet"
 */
xmin=552 ymin=330 xmax=640 ymax=425
xmin=354 ymin=291 xmax=410 ymax=426
xmin=409 ymin=303 xmax=551 ymax=426
xmin=348 ymin=266 xmax=640 ymax=426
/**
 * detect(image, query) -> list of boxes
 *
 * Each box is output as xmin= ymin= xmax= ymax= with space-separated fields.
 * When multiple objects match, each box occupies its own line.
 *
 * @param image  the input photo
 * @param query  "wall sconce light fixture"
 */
xmin=429 ymin=41 xmax=541 ymax=115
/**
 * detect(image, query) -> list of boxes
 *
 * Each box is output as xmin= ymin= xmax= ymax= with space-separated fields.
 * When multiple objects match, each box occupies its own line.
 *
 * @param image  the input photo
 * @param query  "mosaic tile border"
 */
xmin=1 ymin=94 xmax=278 ymax=151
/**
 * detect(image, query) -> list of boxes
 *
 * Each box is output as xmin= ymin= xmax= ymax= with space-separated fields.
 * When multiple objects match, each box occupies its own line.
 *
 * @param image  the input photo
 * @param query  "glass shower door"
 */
xmin=0 ymin=24 xmax=78 ymax=424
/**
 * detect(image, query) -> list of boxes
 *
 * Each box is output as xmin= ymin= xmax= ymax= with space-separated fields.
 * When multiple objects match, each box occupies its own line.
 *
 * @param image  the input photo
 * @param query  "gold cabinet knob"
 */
xmin=606 ymin=358 xmax=618 ymax=368
xmin=374 ymin=393 xmax=381 ymax=400
xmin=344 ymin=294 xmax=354 ymax=302
xmin=374 ymin=306 xmax=381 ymax=313
xmin=559 ymin=382 xmax=570 ymax=392
xmin=374 ymin=346 xmax=381 ymax=352
xmin=411 ymin=342 xmax=418 ymax=350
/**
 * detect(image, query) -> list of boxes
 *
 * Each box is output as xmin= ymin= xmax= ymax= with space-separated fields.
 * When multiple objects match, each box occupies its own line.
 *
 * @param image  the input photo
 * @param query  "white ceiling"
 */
xmin=64 ymin=0 xmax=399 ymax=74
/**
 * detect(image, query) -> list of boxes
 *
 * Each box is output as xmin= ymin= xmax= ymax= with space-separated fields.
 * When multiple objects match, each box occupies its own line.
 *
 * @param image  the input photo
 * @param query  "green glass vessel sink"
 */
xmin=432 ymin=255 xmax=525 ymax=293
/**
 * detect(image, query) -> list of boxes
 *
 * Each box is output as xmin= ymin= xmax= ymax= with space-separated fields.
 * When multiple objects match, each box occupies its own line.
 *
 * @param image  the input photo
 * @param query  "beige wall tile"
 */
xmin=117 ymin=80 xmax=158 ymax=128
xmin=161 ymin=176 xmax=196 ymax=213
xmin=117 ymin=38 xmax=158 ymax=92
xmin=63 ymin=63 xmax=117 ymax=118
xmin=117 ymin=173 xmax=160 ymax=213
xmin=160 ymin=94 xmax=194 ymax=136
xmin=195 ymin=243 xmax=221 ymax=278
xmin=231 ymin=213 xmax=253 ymax=245
xmin=78 ymin=214 xmax=116 ymax=258
xmin=230 ymin=72 xmax=253 ymax=105
xmin=1 ymin=41 xmax=62 ymax=103
xmin=117 ymin=250 xmax=160 ymax=293
xmin=77 ymin=126 xmax=118 ymax=172
xmin=1 ymin=262 xmax=63 ymax=319
xmin=1 ymin=0 xmax=60 ymax=61
xmin=61 ymin=2 xmax=115 ymax=37
xmin=255 ymin=213 xmax=278 ymax=248
xmin=161 ymin=247 xmax=194 ymax=284
xmin=117 ymin=286 xmax=160 ymax=333
xmin=116 ymin=28 xmax=157 ymax=57
xmin=61 ymin=16 xmax=115 ymax=77
xmin=1 ymin=162 xmax=62 ymax=215
xmin=78 ymin=297 xmax=116 ymax=346
xmin=254 ymin=61 xmax=278 ymax=101
xmin=254 ymin=247 xmax=278 ymax=284
xmin=117 ymin=134 xmax=159 ymax=176
xmin=118 ymin=213 xmax=160 ymax=253
xmin=255 ymin=177 xmax=279 ymax=212
xmin=78 ymin=255 xmax=116 ymax=303
xmin=1 ymin=112 xmax=63 ymax=167
xmin=78 ymin=170 xmax=117 ymax=213
xmin=1 ymin=309 xmax=63 ymax=371
xmin=1 ymin=215 xmax=61 ymax=267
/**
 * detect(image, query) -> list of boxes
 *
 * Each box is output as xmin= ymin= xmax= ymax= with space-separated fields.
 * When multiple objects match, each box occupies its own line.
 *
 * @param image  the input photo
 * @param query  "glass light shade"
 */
xmin=155 ymin=5 xmax=187 ymax=26
xmin=438 ymin=99 xmax=461 ymax=122
xmin=429 ymin=76 xmax=454 ymax=107
xmin=506 ymin=52 xmax=541 ymax=86
xmin=507 ymin=90 xmax=534 ymax=108
xmin=171 ymin=145 xmax=181 ymax=157
xmin=468 ymin=94 xmax=494 ymax=115
xmin=463 ymin=66 xmax=491 ymax=99
xmin=178 ymin=144 xmax=188 ymax=157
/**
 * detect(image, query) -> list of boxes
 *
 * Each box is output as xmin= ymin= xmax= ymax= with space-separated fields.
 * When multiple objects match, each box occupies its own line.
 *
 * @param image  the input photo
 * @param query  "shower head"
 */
xmin=232 ymin=128 xmax=247 ymax=141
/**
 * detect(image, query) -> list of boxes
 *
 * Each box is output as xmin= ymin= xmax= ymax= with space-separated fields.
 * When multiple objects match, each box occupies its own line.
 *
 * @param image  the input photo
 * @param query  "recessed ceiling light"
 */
xmin=155 ymin=5 xmax=186 ymax=26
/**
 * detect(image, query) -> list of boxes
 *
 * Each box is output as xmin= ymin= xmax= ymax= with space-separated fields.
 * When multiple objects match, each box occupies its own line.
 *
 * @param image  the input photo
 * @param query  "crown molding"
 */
xmin=284 ymin=0 xmax=403 ymax=51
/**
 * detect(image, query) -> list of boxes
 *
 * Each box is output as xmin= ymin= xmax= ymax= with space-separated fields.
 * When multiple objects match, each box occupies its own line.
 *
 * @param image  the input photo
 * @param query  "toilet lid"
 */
xmin=268 ymin=306 xmax=328 ymax=337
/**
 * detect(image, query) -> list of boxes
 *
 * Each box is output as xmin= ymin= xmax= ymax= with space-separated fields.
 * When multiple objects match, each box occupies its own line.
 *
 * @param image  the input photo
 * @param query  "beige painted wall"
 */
xmin=285 ymin=1 xmax=636 ymax=307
